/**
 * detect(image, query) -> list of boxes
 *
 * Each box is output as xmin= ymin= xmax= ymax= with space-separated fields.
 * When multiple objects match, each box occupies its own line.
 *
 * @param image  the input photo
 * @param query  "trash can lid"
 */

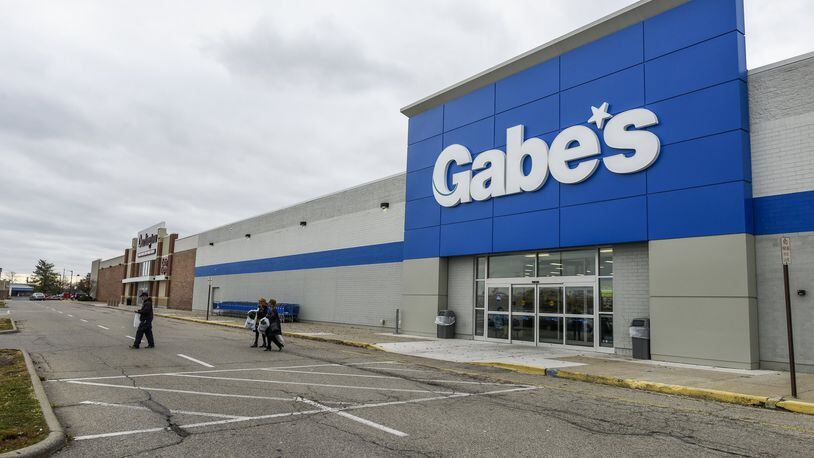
xmin=631 ymin=318 xmax=650 ymax=327
xmin=437 ymin=310 xmax=456 ymax=317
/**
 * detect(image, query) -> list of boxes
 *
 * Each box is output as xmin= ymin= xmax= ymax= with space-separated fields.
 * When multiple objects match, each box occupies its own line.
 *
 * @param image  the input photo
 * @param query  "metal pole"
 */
xmin=206 ymin=284 xmax=212 ymax=321
xmin=395 ymin=308 xmax=400 ymax=335
xmin=783 ymin=263 xmax=797 ymax=398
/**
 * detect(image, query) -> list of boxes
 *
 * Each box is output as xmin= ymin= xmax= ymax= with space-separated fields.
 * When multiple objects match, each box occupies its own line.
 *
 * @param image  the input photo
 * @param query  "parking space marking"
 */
xmin=71 ymin=385 xmax=537 ymax=442
xmin=57 ymin=311 xmax=64 ymax=314
xmin=67 ymin=314 xmax=74 ymax=317
xmin=97 ymin=325 xmax=109 ymax=330
xmin=53 ymin=361 xmax=402 ymax=382
xmin=126 ymin=336 xmax=135 ymax=340
xmin=297 ymin=396 xmax=408 ymax=437
xmin=261 ymin=369 xmax=521 ymax=386
xmin=80 ymin=319 xmax=88 ymax=323
xmin=177 ymin=354 xmax=214 ymax=368
xmin=168 ymin=373 xmax=456 ymax=394
xmin=65 ymin=380 xmax=294 ymax=401
xmin=80 ymin=401 xmax=250 ymax=420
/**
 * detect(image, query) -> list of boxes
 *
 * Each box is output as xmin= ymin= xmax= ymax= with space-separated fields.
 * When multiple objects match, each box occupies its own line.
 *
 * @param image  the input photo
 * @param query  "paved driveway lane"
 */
xmin=4 ymin=299 xmax=814 ymax=457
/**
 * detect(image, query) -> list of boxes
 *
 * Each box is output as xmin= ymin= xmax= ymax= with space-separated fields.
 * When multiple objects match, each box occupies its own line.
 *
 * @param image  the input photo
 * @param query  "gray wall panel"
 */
xmin=613 ymin=243 xmax=649 ymax=356
xmin=447 ymin=256 xmax=475 ymax=338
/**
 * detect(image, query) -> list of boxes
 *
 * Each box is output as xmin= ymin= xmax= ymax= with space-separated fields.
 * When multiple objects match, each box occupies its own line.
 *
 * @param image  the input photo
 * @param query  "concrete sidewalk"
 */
xmin=78 ymin=301 xmax=814 ymax=413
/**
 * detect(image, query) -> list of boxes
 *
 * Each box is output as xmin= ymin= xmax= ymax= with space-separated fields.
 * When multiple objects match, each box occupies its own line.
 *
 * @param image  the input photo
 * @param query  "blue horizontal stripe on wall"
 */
xmin=195 ymin=242 xmax=404 ymax=277
xmin=754 ymin=190 xmax=814 ymax=235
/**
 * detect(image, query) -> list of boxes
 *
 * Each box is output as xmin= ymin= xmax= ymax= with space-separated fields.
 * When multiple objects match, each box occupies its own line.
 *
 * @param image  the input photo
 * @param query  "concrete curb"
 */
xmin=0 ymin=318 xmax=19 ymax=334
xmin=73 ymin=302 xmax=814 ymax=417
xmin=0 ymin=351 xmax=66 ymax=457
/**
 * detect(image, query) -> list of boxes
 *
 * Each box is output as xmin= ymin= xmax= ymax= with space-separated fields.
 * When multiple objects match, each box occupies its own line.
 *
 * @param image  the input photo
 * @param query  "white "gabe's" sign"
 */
xmin=432 ymin=102 xmax=660 ymax=207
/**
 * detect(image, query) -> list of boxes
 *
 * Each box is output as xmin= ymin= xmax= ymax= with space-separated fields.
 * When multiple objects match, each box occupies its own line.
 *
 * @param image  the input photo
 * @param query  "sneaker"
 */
xmin=146 ymin=345 xmax=155 ymax=349
xmin=129 ymin=345 xmax=139 ymax=349
xmin=278 ymin=346 xmax=283 ymax=352
xmin=250 ymin=344 xmax=258 ymax=348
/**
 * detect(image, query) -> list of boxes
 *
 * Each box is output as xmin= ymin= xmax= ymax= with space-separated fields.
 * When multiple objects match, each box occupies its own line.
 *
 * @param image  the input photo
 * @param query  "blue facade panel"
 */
xmin=645 ymin=31 xmax=746 ymax=103
xmin=643 ymin=0 xmax=744 ymax=60
xmin=754 ymin=191 xmax=814 ymax=235
xmin=560 ymin=23 xmax=643 ymax=90
xmin=443 ymin=85 xmax=495 ymax=131
xmin=440 ymin=219 xmax=493 ymax=257
xmin=647 ymin=181 xmax=752 ymax=239
xmin=404 ymin=0 xmax=751 ymax=259
xmin=406 ymin=135 xmax=443 ymax=173
xmin=495 ymin=58 xmax=559 ymax=113
xmin=407 ymin=105 xmax=443 ymax=145
xmin=560 ymin=197 xmax=648 ymax=247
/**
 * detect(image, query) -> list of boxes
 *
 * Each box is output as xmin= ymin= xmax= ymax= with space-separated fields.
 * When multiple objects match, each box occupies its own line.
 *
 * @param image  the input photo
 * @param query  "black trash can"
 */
xmin=435 ymin=310 xmax=456 ymax=339
xmin=630 ymin=318 xmax=650 ymax=360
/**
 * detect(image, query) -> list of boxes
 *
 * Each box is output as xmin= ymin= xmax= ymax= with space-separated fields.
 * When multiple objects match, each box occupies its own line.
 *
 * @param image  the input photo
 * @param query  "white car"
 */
xmin=29 ymin=292 xmax=46 ymax=301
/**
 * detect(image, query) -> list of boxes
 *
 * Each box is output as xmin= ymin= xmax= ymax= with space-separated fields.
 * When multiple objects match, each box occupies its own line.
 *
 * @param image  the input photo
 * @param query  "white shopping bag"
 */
xmin=244 ymin=316 xmax=256 ymax=330
xmin=258 ymin=317 xmax=269 ymax=333
xmin=133 ymin=313 xmax=140 ymax=328
xmin=278 ymin=335 xmax=285 ymax=346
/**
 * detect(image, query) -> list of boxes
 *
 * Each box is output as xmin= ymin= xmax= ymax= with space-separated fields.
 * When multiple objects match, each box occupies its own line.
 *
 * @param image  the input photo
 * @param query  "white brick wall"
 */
xmin=755 ymin=232 xmax=814 ymax=372
xmin=447 ymin=256 xmax=475 ymax=337
xmin=749 ymin=55 xmax=814 ymax=198
xmin=613 ymin=243 xmax=650 ymax=355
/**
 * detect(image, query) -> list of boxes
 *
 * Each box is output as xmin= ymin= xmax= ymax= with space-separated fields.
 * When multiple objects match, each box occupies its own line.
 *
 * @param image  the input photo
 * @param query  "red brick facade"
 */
xmin=97 ymin=264 xmax=125 ymax=303
xmin=168 ymin=249 xmax=196 ymax=310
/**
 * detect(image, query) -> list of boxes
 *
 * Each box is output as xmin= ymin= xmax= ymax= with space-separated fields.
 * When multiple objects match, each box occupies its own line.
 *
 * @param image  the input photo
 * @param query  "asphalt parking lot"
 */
xmin=4 ymin=299 xmax=814 ymax=457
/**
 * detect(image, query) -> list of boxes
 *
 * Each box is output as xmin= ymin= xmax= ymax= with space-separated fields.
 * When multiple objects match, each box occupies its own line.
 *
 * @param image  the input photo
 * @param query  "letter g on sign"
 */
xmin=432 ymin=144 xmax=473 ymax=207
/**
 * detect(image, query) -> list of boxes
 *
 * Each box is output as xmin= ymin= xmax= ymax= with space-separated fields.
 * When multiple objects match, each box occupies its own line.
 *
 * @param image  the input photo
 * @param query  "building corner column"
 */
xmin=401 ymin=257 xmax=448 ymax=336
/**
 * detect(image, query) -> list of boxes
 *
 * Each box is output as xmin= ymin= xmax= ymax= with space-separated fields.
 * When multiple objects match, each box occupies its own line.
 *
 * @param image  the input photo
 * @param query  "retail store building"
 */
xmin=92 ymin=0 xmax=814 ymax=372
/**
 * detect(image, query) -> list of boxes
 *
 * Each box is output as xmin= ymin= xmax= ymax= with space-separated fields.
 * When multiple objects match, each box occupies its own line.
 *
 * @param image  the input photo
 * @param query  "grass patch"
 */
xmin=0 ymin=301 xmax=6 ymax=308
xmin=0 ymin=319 xmax=12 ymax=331
xmin=0 ymin=349 xmax=48 ymax=453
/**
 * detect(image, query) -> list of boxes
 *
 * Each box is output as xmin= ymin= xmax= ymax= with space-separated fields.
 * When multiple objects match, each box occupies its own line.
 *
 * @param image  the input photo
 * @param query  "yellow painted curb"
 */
xmin=471 ymin=362 xmax=549 ymax=376
xmin=776 ymin=400 xmax=814 ymax=415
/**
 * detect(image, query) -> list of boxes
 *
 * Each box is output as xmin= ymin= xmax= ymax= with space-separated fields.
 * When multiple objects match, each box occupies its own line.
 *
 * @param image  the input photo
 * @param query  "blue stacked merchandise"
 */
xmin=213 ymin=301 xmax=299 ymax=321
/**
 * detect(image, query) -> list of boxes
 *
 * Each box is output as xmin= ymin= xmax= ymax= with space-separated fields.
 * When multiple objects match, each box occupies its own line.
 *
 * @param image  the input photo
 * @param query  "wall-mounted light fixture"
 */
xmin=380 ymin=202 xmax=390 ymax=211
xmin=300 ymin=221 xmax=307 ymax=227
xmin=245 ymin=233 xmax=251 ymax=239
xmin=208 ymin=242 xmax=214 ymax=246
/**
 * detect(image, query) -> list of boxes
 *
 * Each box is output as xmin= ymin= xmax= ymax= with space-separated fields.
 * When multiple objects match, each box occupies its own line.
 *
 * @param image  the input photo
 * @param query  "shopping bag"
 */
xmin=133 ymin=313 xmax=141 ymax=328
xmin=258 ymin=317 xmax=269 ymax=333
xmin=278 ymin=335 xmax=285 ymax=346
xmin=244 ymin=316 xmax=256 ymax=330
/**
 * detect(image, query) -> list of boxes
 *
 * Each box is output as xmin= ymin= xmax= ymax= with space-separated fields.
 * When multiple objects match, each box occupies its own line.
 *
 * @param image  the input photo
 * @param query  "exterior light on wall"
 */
xmin=380 ymin=202 xmax=390 ymax=211
xmin=245 ymin=233 xmax=251 ymax=239
xmin=300 ymin=221 xmax=307 ymax=227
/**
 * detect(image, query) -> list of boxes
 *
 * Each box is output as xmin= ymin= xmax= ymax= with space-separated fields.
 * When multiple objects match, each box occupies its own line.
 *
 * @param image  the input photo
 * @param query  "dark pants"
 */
xmin=265 ymin=331 xmax=284 ymax=350
xmin=253 ymin=329 xmax=267 ymax=347
xmin=134 ymin=321 xmax=154 ymax=348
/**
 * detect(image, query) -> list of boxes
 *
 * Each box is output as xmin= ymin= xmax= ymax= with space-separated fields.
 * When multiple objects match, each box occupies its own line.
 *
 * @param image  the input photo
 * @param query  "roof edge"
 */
xmin=400 ymin=0 xmax=687 ymax=118
xmin=748 ymin=49 xmax=814 ymax=75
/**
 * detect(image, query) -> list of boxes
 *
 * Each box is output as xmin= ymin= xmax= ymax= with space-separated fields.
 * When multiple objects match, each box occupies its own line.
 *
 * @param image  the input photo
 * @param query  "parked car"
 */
xmin=46 ymin=295 xmax=63 ymax=300
xmin=30 ymin=292 xmax=46 ymax=301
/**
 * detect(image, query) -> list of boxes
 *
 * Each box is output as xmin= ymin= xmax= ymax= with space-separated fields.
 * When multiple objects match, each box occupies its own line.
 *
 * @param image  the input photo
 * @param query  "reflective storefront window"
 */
xmin=599 ymin=278 xmax=613 ymax=313
xmin=512 ymin=315 xmax=534 ymax=342
xmin=566 ymin=317 xmax=594 ymax=346
xmin=477 ymin=257 xmax=487 ymax=279
xmin=562 ymin=250 xmax=595 ymax=276
xmin=599 ymin=248 xmax=613 ymax=276
xmin=539 ymin=316 xmax=563 ymax=344
xmin=536 ymin=252 xmax=562 ymax=277
xmin=487 ymin=315 xmax=509 ymax=339
xmin=538 ymin=286 xmax=563 ymax=314
xmin=475 ymin=282 xmax=484 ymax=308
xmin=599 ymin=315 xmax=613 ymax=348
xmin=565 ymin=286 xmax=594 ymax=315
xmin=489 ymin=254 xmax=536 ymax=278
xmin=511 ymin=286 xmax=535 ymax=313
xmin=488 ymin=287 xmax=509 ymax=312
xmin=475 ymin=310 xmax=484 ymax=336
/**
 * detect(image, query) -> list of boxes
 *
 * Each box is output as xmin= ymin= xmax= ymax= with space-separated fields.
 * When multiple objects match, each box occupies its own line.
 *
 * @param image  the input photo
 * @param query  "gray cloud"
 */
xmin=0 ymin=0 xmax=811 ymax=281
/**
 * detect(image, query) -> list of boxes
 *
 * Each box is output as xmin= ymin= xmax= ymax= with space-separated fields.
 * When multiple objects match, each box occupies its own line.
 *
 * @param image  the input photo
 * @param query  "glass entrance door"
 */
xmin=536 ymin=284 xmax=595 ymax=347
xmin=486 ymin=286 xmax=509 ymax=341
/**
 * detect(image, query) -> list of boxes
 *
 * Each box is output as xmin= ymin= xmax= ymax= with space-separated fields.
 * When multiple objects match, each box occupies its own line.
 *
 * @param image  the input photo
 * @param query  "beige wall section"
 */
xmin=649 ymin=234 xmax=759 ymax=369
xmin=401 ymin=258 xmax=447 ymax=336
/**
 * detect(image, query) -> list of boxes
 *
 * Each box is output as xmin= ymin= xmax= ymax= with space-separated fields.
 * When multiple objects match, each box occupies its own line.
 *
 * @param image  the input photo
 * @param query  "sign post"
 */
xmin=780 ymin=236 xmax=797 ymax=398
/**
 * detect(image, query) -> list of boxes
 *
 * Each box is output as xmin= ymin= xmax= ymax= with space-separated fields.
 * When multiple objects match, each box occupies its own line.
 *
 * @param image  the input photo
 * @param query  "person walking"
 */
xmin=264 ymin=299 xmax=284 ymax=351
xmin=251 ymin=298 xmax=268 ymax=348
xmin=131 ymin=293 xmax=155 ymax=349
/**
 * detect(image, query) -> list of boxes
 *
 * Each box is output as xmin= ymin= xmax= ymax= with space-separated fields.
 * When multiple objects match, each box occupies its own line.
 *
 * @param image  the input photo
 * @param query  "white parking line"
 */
xmin=177 ymin=354 xmax=214 ymax=368
xmin=97 ymin=325 xmax=109 ymax=330
xmin=65 ymin=380 xmax=293 ymax=401
xmin=72 ymin=385 xmax=536 ymax=441
xmin=126 ymin=336 xmax=135 ymax=340
xmin=80 ymin=401 xmax=249 ymax=420
xmin=57 ymin=311 xmax=64 ymax=314
xmin=81 ymin=319 xmax=88 ymax=323
xmin=168 ymin=373 xmax=455 ymax=394
xmin=261 ymin=369 xmax=521 ymax=386
xmin=298 ymin=397 xmax=408 ymax=437
xmin=53 ymin=361 xmax=399 ymax=382
xmin=67 ymin=314 xmax=74 ymax=317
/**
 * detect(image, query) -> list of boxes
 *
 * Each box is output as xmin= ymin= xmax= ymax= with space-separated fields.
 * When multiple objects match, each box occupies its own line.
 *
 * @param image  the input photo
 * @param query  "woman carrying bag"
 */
xmin=264 ymin=298 xmax=285 ymax=351
xmin=251 ymin=298 xmax=269 ymax=348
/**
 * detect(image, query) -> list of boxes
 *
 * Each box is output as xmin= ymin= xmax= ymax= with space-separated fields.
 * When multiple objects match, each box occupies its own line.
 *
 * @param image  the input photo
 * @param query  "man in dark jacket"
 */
xmin=131 ymin=294 xmax=155 ymax=349
xmin=264 ymin=299 xmax=284 ymax=351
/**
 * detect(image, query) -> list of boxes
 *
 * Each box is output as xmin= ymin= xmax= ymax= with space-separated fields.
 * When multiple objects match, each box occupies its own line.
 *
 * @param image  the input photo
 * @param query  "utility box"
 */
xmin=630 ymin=318 xmax=650 ymax=360
xmin=435 ymin=310 xmax=456 ymax=339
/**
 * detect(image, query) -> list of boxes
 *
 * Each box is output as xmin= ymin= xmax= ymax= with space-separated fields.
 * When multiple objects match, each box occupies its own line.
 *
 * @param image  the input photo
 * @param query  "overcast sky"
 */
xmin=1 ymin=0 xmax=812 ymax=282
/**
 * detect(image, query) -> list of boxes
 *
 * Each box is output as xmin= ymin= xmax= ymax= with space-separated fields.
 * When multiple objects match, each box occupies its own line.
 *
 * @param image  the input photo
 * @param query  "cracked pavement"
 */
xmin=3 ymin=299 xmax=814 ymax=457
